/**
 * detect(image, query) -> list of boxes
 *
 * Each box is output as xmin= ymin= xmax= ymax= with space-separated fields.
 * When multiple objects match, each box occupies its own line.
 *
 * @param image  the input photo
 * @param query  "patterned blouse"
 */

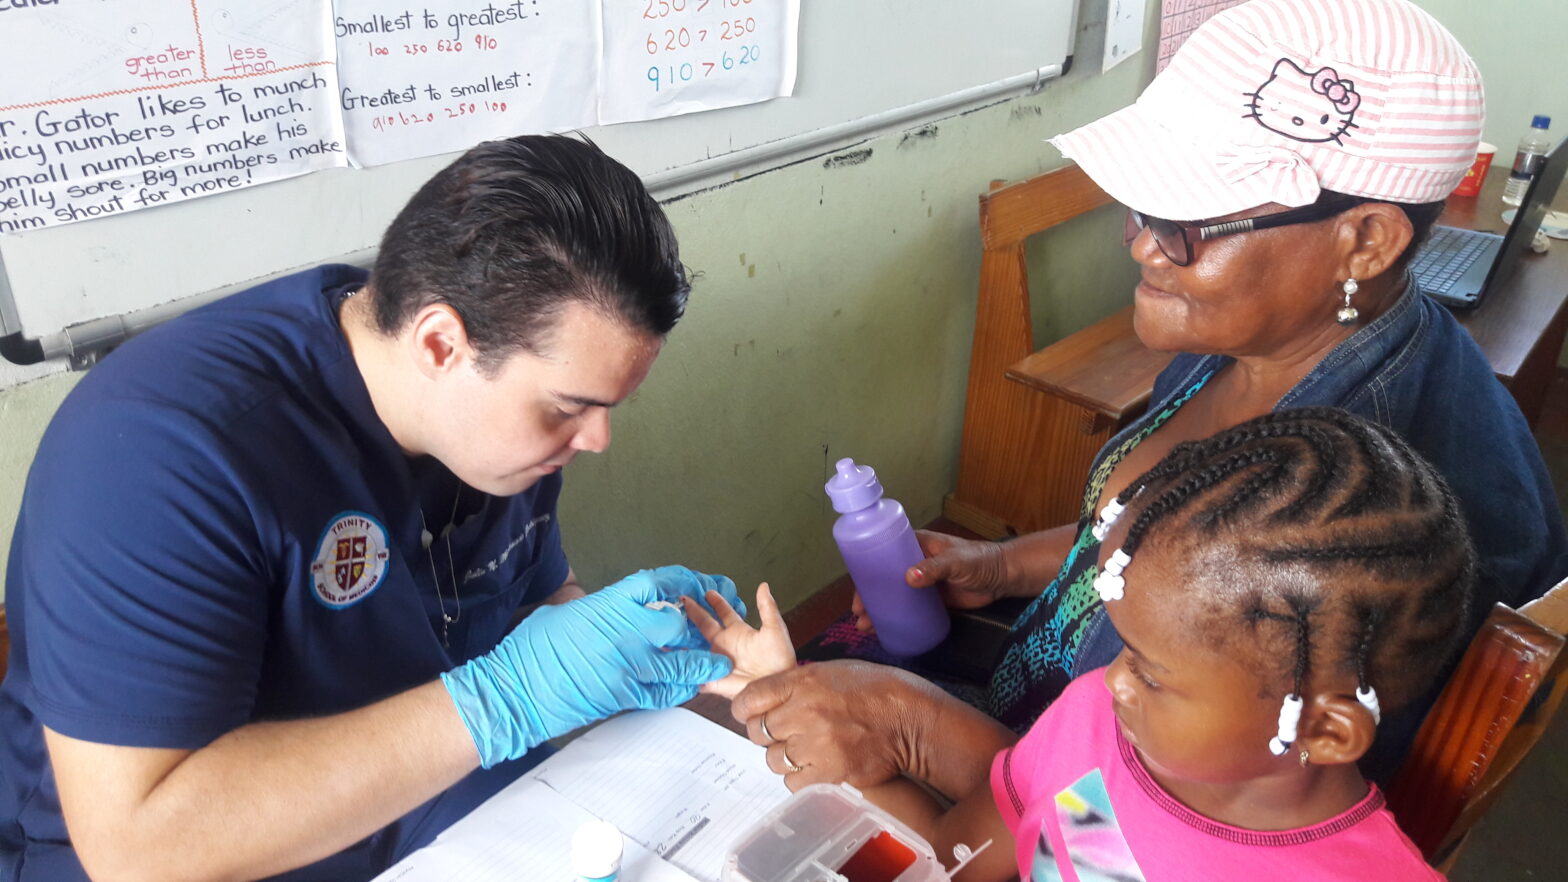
xmin=986 ymin=369 xmax=1214 ymax=729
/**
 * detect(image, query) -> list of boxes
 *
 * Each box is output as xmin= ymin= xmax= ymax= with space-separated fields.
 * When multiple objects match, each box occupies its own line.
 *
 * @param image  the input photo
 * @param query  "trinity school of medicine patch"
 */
xmin=310 ymin=512 xmax=391 ymax=608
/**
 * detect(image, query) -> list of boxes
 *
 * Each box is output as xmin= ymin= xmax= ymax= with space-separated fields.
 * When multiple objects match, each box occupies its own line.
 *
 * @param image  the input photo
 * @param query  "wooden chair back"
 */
xmin=1386 ymin=579 xmax=1568 ymax=866
xmin=947 ymin=164 xmax=1172 ymax=537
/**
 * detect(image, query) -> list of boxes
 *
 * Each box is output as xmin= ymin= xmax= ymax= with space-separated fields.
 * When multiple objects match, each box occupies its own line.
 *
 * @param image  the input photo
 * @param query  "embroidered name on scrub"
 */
xmin=463 ymin=514 xmax=551 ymax=584
xmin=311 ymin=512 xmax=392 ymax=607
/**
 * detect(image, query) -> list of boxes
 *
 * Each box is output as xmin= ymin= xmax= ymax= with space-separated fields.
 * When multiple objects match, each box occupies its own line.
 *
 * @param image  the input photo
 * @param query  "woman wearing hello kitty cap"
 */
xmin=734 ymin=0 xmax=1568 ymax=807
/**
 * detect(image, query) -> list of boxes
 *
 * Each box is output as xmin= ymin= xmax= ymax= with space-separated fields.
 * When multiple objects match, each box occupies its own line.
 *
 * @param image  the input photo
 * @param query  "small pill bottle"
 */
xmin=571 ymin=819 xmax=623 ymax=882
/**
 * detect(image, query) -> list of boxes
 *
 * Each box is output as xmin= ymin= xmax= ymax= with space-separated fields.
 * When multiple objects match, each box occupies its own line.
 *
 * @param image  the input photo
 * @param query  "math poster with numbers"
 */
xmin=599 ymin=0 xmax=798 ymax=126
xmin=334 ymin=0 xmax=600 ymax=167
xmin=0 ymin=1 xmax=346 ymax=233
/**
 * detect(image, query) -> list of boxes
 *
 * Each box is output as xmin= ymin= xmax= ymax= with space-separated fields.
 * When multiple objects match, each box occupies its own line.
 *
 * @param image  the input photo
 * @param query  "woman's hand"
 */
xmin=682 ymin=583 xmax=796 ymax=700
xmin=729 ymin=660 xmax=938 ymax=790
xmin=851 ymin=526 xmax=1085 ymax=632
xmin=851 ymin=530 xmax=1011 ymax=632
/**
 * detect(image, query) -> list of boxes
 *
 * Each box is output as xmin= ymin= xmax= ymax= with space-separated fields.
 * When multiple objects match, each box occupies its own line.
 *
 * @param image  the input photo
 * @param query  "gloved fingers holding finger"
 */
xmin=630 ymin=644 xmax=733 ymax=687
xmin=692 ymin=571 xmax=746 ymax=619
xmin=604 ymin=566 xmax=747 ymax=622
xmin=443 ymin=574 xmax=736 ymax=769
xmin=624 ymin=596 xmax=695 ymax=648
xmin=634 ymin=681 xmax=704 ymax=711
xmin=648 ymin=566 xmax=746 ymax=619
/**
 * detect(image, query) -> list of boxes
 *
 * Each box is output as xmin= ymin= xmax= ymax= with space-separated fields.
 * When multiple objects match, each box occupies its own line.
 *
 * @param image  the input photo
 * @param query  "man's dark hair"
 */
xmin=1109 ymin=407 xmax=1475 ymax=713
xmin=367 ymin=134 xmax=688 ymax=372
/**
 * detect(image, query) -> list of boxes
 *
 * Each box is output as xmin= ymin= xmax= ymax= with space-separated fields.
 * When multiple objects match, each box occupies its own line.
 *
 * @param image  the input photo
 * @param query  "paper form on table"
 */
xmin=371 ymin=777 xmax=699 ymax=882
xmin=525 ymin=707 xmax=792 ymax=882
xmin=373 ymin=707 xmax=788 ymax=882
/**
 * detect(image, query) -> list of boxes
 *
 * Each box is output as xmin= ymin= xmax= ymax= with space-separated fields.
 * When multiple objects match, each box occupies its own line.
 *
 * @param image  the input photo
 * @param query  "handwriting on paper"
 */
xmin=0 ymin=1 xmax=345 ymax=232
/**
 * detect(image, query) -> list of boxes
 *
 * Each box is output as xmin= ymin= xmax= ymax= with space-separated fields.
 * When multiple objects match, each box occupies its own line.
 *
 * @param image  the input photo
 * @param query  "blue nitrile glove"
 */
xmin=441 ymin=566 xmax=745 ymax=768
xmin=631 ymin=565 xmax=747 ymax=649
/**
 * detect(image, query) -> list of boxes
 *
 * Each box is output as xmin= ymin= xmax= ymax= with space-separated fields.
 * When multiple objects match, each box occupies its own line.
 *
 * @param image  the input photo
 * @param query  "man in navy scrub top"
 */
xmin=0 ymin=135 xmax=742 ymax=881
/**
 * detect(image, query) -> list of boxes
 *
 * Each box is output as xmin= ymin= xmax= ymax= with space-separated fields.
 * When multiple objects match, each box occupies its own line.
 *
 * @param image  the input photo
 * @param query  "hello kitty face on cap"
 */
xmin=1244 ymin=58 xmax=1362 ymax=145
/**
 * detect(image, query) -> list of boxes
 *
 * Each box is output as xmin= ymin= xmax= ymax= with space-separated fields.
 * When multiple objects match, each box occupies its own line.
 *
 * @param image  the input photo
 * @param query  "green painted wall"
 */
xmin=0 ymin=372 xmax=79 ymax=589
xmin=1416 ymin=1 xmax=1568 ymax=157
xmin=2 ymin=0 xmax=1559 ymax=606
xmin=545 ymin=9 xmax=1156 ymax=601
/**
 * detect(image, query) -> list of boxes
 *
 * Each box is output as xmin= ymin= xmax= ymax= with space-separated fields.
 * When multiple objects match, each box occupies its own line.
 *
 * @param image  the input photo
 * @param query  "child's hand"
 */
xmin=682 ymin=582 xmax=796 ymax=700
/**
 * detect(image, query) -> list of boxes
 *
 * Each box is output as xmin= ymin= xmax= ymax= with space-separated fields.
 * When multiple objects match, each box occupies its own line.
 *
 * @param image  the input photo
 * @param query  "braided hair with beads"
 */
xmin=1091 ymin=406 xmax=1474 ymax=755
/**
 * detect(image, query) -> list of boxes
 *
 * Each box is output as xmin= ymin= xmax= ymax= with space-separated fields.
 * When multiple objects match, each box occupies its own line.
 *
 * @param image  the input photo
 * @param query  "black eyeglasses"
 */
xmin=1124 ymin=200 xmax=1360 ymax=266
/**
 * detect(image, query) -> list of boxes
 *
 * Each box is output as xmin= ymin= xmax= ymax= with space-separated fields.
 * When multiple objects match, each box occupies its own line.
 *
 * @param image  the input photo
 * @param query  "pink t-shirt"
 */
xmin=989 ymin=672 xmax=1442 ymax=882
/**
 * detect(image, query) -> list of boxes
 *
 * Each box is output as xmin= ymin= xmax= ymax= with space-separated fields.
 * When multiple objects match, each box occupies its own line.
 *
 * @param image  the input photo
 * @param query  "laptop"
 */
xmin=1412 ymin=135 xmax=1568 ymax=309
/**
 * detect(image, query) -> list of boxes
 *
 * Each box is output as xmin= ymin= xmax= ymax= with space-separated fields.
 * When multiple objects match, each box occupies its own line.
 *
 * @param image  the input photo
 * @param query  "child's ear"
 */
xmin=1297 ymin=692 xmax=1377 ymax=766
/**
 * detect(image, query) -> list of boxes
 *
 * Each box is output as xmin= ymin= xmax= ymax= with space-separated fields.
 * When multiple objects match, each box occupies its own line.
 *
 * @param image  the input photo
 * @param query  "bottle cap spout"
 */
xmin=824 ymin=457 xmax=885 ymax=513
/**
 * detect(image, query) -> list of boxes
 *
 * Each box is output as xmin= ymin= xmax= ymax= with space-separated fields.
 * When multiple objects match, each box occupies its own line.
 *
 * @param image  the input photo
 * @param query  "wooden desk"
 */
xmin=1446 ymin=166 xmax=1568 ymax=426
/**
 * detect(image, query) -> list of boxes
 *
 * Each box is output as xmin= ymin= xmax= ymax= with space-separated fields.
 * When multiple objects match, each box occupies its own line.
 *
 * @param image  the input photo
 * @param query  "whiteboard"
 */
xmin=0 ymin=0 xmax=1077 ymax=349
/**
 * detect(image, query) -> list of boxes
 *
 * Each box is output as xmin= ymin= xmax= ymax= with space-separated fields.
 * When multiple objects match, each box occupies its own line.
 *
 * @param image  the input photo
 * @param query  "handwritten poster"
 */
xmin=0 ymin=1 xmax=346 ymax=235
xmin=1158 ymin=0 xmax=1246 ymax=72
xmin=334 ymin=1 xmax=600 ymax=167
xmin=599 ymin=0 xmax=798 ymax=126
xmin=1 ymin=0 xmax=799 ymax=233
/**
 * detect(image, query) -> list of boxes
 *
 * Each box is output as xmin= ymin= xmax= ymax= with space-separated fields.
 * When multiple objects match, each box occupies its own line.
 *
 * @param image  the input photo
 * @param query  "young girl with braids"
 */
xmin=691 ymin=408 xmax=1466 ymax=880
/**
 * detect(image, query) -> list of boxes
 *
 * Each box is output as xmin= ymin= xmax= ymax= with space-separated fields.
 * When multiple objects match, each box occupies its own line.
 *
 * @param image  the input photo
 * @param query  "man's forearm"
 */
xmin=49 ymin=681 xmax=481 ymax=882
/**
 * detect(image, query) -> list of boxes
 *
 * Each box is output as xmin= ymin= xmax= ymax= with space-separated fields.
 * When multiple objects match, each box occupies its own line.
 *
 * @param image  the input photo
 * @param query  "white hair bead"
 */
xmin=1093 ymin=571 xmax=1125 ymax=602
xmin=1269 ymin=693 xmax=1304 ymax=756
xmin=1356 ymin=686 xmax=1381 ymax=725
xmin=1092 ymin=498 xmax=1127 ymax=542
xmin=1103 ymin=548 xmax=1131 ymax=575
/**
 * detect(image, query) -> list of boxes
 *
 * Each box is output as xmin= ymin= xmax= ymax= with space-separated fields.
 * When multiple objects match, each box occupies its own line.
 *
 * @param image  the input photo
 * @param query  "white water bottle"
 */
xmin=1502 ymin=115 xmax=1553 ymax=206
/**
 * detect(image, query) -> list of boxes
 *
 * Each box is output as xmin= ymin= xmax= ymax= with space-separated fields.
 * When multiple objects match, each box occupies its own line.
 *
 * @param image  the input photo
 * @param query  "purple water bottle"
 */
xmin=825 ymin=458 xmax=950 ymax=656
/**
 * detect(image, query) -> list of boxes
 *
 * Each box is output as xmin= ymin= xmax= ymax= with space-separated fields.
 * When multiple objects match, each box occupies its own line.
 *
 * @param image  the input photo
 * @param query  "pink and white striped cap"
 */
xmin=1051 ymin=0 xmax=1485 ymax=221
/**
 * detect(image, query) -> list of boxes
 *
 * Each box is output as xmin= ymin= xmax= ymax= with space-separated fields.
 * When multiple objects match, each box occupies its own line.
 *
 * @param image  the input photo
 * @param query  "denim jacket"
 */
xmin=1072 ymin=280 xmax=1568 ymax=781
